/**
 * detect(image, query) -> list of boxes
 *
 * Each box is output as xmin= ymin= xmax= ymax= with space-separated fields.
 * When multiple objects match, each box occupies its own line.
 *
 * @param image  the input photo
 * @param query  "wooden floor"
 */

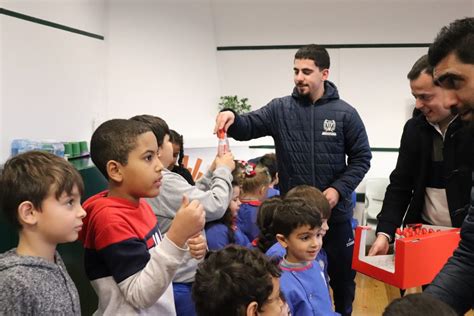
xmin=352 ymin=273 xmax=474 ymax=316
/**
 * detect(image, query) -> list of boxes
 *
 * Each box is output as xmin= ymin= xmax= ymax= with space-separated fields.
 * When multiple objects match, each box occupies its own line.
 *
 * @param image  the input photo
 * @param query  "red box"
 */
xmin=352 ymin=225 xmax=460 ymax=289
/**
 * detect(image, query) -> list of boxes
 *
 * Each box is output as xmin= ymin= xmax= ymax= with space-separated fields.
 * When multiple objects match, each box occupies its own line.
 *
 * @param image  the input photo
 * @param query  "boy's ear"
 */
xmin=17 ymin=201 xmax=39 ymax=226
xmin=107 ymin=160 xmax=123 ymax=183
xmin=246 ymin=301 xmax=258 ymax=316
xmin=276 ymin=233 xmax=288 ymax=249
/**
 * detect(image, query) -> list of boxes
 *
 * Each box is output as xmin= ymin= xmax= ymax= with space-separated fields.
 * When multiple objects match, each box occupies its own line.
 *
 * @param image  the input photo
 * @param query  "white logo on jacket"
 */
xmin=322 ymin=119 xmax=337 ymax=136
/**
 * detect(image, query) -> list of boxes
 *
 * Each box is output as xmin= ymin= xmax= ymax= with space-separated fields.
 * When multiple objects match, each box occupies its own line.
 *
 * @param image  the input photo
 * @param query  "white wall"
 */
xmin=212 ymin=0 xmax=473 ymax=185
xmin=212 ymin=0 xmax=472 ymax=46
xmin=0 ymin=0 xmax=106 ymax=162
xmin=106 ymin=0 xmax=221 ymax=147
xmin=1 ymin=0 xmax=471 ymax=184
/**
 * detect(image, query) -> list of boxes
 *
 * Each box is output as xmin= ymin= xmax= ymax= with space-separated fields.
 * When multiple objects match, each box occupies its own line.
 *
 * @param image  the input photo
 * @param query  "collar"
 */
xmin=240 ymin=199 xmax=261 ymax=207
xmin=427 ymin=115 xmax=459 ymax=139
xmin=279 ymin=257 xmax=313 ymax=272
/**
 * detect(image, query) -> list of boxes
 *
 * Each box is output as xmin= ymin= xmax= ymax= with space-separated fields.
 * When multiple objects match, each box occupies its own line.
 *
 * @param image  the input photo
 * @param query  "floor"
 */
xmin=352 ymin=273 xmax=474 ymax=315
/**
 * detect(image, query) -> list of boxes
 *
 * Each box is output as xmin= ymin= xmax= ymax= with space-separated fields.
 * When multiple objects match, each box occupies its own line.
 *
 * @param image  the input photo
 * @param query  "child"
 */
xmin=130 ymin=114 xmax=234 ymax=316
xmin=80 ymin=119 xmax=206 ymax=315
xmin=237 ymin=162 xmax=271 ymax=241
xmin=383 ymin=293 xmax=457 ymax=316
xmin=168 ymin=129 xmax=195 ymax=185
xmin=0 ymin=151 xmax=86 ymax=315
xmin=192 ymin=245 xmax=289 ymax=316
xmin=257 ymin=153 xmax=280 ymax=197
xmin=266 ymin=185 xmax=331 ymax=287
xmin=273 ymin=197 xmax=339 ymax=316
xmin=254 ymin=197 xmax=283 ymax=252
xmin=205 ymin=163 xmax=249 ymax=250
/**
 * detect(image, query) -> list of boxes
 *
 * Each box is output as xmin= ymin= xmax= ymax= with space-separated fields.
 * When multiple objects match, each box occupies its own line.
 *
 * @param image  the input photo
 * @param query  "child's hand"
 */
xmin=167 ymin=195 xmax=205 ymax=248
xmin=188 ymin=233 xmax=207 ymax=260
xmin=215 ymin=152 xmax=235 ymax=171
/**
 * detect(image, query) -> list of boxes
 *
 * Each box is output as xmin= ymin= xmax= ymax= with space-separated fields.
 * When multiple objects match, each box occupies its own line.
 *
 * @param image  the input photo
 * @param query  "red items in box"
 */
xmin=352 ymin=225 xmax=460 ymax=289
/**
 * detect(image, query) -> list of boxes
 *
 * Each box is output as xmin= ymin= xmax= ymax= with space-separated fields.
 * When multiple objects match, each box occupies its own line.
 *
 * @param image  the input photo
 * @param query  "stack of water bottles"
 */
xmin=11 ymin=139 xmax=90 ymax=159
xmin=11 ymin=139 xmax=65 ymax=158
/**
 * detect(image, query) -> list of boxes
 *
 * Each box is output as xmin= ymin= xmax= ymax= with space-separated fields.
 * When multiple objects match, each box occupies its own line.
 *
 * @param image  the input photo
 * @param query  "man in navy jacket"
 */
xmin=215 ymin=44 xmax=371 ymax=316
xmin=424 ymin=17 xmax=474 ymax=314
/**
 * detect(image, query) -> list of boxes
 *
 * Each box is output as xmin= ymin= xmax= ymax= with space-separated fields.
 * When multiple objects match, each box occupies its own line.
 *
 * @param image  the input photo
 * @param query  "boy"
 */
xmin=80 ymin=119 xmax=206 ymax=315
xmin=257 ymin=153 xmax=280 ymax=198
xmin=130 ymin=114 xmax=234 ymax=316
xmin=383 ymin=293 xmax=456 ymax=316
xmin=0 ymin=151 xmax=86 ymax=315
xmin=266 ymin=185 xmax=331 ymax=287
xmin=192 ymin=245 xmax=289 ymax=316
xmin=273 ymin=198 xmax=339 ymax=316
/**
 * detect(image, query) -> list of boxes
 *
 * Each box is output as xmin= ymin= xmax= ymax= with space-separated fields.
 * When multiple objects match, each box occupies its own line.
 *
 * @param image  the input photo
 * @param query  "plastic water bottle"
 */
xmin=10 ymin=139 xmax=28 ymax=157
xmin=40 ymin=141 xmax=65 ymax=158
xmin=217 ymin=129 xmax=230 ymax=156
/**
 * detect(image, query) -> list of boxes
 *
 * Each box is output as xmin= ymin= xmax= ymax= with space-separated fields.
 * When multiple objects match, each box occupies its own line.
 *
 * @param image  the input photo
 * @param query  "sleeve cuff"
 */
xmin=377 ymin=232 xmax=392 ymax=243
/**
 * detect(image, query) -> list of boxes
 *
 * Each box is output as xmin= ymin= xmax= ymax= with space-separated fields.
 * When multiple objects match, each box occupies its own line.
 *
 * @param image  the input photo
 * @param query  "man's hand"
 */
xmin=323 ymin=187 xmax=340 ymax=209
xmin=214 ymin=111 xmax=235 ymax=134
xmin=188 ymin=234 xmax=207 ymax=260
xmin=368 ymin=234 xmax=390 ymax=256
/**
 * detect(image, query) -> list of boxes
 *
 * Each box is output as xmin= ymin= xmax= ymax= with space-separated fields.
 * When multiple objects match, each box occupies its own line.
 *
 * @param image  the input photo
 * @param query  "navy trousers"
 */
xmin=323 ymin=219 xmax=356 ymax=316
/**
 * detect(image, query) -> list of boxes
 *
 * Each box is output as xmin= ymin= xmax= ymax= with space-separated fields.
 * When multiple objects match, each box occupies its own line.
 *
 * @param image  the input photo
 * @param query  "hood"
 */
xmin=0 ymin=249 xmax=58 ymax=271
xmin=291 ymin=80 xmax=340 ymax=104
xmin=79 ymin=191 xmax=141 ymax=244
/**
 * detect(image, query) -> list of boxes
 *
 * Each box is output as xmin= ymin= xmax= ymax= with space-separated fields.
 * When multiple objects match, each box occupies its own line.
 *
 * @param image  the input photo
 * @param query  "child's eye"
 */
xmin=67 ymin=199 xmax=75 ymax=207
xmin=145 ymin=154 xmax=153 ymax=161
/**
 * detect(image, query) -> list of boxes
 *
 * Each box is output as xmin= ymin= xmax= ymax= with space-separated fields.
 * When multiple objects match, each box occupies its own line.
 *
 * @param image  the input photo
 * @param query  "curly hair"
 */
xmin=193 ymin=245 xmax=281 ymax=316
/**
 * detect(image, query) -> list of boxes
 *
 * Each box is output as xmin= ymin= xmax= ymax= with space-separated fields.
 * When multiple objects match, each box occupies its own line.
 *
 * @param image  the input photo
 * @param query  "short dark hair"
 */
xmin=169 ymin=129 xmax=185 ymax=167
xmin=285 ymin=185 xmax=331 ymax=220
xmin=257 ymin=153 xmax=278 ymax=182
xmin=429 ymin=17 xmax=474 ymax=66
xmin=407 ymin=55 xmax=433 ymax=80
xmin=90 ymin=119 xmax=152 ymax=179
xmin=130 ymin=114 xmax=170 ymax=147
xmin=295 ymin=44 xmax=330 ymax=70
xmin=383 ymin=293 xmax=457 ymax=316
xmin=256 ymin=197 xmax=284 ymax=253
xmin=272 ymin=197 xmax=322 ymax=237
xmin=193 ymin=245 xmax=281 ymax=316
xmin=0 ymin=151 xmax=84 ymax=230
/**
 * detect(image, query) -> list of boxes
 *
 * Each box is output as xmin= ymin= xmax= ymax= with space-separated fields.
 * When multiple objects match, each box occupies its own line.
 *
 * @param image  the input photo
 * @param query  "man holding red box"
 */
xmin=368 ymin=54 xmax=471 ymax=257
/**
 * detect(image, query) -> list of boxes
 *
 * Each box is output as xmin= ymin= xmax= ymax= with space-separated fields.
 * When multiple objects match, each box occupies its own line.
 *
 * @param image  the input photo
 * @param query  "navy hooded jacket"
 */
xmin=227 ymin=81 xmax=372 ymax=223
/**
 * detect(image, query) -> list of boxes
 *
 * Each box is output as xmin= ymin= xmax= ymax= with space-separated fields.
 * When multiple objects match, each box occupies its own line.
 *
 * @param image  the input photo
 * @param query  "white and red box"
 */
xmin=352 ymin=225 xmax=461 ymax=289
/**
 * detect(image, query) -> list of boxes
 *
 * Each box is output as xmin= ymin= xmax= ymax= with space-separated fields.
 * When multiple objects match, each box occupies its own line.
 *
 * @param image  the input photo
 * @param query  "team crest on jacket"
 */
xmin=322 ymin=119 xmax=337 ymax=136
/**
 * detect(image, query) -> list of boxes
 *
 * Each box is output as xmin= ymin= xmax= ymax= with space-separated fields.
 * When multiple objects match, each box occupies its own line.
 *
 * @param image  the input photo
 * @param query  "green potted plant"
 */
xmin=218 ymin=95 xmax=252 ymax=114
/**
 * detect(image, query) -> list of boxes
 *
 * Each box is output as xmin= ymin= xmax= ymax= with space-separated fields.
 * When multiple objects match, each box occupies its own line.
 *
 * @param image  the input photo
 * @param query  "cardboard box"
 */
xmin=352 ymin=225 xmax=460 ymax=289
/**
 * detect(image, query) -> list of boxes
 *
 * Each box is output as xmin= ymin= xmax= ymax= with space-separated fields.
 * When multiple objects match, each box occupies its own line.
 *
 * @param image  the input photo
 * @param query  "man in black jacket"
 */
xmin=368 ymin=55 xmax=471 ymax=256
xmin=215 ymin=44 xmax=371 ymax=316
xmin=423 ymin=17 xmax=474 ymax=314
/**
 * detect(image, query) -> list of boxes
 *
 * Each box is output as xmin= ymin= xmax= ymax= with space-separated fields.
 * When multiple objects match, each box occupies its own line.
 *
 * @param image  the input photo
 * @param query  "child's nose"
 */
xmin=78 ymin=205 xmax=87 ymax=219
